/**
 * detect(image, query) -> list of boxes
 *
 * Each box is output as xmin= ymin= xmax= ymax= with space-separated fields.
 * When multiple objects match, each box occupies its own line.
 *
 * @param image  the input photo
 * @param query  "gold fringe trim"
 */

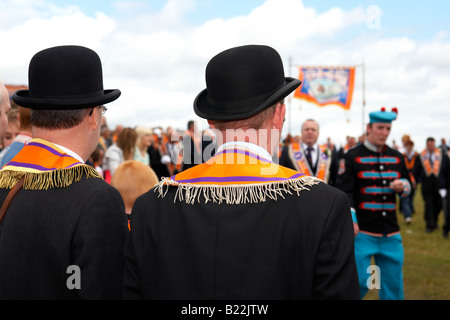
xmin=0 ymin=165 xmax=103 ymax=190
xmin=155 ymin=176 xmax=321 ymax=205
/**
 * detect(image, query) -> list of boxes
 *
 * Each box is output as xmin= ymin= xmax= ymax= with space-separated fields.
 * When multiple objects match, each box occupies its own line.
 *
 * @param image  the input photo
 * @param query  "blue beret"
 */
xmin=369 ymin=108 xmax=398 ymax=124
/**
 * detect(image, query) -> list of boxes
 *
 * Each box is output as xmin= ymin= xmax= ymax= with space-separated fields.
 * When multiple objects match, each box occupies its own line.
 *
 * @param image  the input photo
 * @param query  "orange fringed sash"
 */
xmin=288 ymin=142 xmax=332 ymax=183
xmin=420 ymin=148 xmax=441 ymax=177
xmin=0 ymin=138 xmax=102 ymax=190
xmin=155 ymin=144 xmax=320 ymax=205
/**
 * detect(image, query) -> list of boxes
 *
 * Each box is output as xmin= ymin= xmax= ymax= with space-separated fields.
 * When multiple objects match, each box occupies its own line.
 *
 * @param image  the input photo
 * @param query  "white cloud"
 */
xmin=0 ymin=0 xmax=62 ymax=28
xmin=0 ymin=2 xmax=116 ymax=82
xmin=0 ymin=0 xmax=449 ymax=150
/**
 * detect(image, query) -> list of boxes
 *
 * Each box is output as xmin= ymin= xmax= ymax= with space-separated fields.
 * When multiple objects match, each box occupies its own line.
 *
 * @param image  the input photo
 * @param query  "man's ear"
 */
xmin=87 ymin=107 xmax=100 ymax=130
xmin=273 ymin=102 xmax=286 ymax=130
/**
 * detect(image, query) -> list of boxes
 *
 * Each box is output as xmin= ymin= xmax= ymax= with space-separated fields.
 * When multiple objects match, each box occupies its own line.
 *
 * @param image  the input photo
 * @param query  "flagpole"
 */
xmin=361 ymin=61 xmax=366 ymax=135
xmin=288 ymin=56 xmax=292 ymax=135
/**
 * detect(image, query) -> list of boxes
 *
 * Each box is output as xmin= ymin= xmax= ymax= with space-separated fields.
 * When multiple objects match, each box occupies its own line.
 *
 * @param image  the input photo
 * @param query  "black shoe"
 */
xmin=443 ymin=229 xmax=449 ymax=239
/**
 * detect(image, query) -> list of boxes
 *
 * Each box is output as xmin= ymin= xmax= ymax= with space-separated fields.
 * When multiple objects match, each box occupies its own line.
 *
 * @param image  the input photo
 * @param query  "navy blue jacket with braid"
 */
xmin=335 ymin=142 xmax=411 ymax=236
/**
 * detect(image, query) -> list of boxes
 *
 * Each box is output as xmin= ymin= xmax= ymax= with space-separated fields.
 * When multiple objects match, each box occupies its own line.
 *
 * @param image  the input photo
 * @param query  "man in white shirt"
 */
xmin=279 ymin=118 xmax=339 ymax=185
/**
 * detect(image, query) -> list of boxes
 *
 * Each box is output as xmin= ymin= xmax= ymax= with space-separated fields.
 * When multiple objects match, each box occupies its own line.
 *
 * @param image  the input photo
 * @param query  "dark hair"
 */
xmin=30 ymin=109 xmax=90 ymax=129
xmin=426 ymin=137 xmax=435 ymax=143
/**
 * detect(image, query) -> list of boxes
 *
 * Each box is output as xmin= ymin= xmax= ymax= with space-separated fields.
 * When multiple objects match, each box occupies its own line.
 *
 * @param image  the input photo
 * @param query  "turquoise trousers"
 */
xmin=354 ymin=232 xmax=404 ymax=300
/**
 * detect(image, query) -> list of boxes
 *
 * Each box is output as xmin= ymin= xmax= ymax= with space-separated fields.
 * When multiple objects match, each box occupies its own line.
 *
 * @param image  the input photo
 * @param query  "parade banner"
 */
xmin=294 ymin=67 xmax=355 ymax=110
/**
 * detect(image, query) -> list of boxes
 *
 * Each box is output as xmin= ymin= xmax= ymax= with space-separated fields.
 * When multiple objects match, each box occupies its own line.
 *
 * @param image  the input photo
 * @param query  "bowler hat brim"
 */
xmin=12 ymin=89 xmax=121 ymax=110
xmin=193 ymin=77 xmax=301 ymax=121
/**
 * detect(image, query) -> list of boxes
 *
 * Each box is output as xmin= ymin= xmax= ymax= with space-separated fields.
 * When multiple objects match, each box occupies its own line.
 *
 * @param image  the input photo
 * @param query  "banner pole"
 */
xmin=362 ymin=62 xmax=366 ymax=135
xmin=288 ymin=56 xmax=292 ymax=135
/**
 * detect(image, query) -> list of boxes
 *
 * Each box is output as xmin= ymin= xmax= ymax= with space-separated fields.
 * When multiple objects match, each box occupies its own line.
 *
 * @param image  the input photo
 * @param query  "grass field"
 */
xmin=364 ymin=185 xmax=450 ymax=300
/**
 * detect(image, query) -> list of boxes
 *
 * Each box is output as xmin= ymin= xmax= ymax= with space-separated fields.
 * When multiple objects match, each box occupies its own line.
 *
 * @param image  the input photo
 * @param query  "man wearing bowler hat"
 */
xmin=123 ymin=45 xmax=359 ymax=299
xmin=0 ymin=45 xmax=128 ymax=299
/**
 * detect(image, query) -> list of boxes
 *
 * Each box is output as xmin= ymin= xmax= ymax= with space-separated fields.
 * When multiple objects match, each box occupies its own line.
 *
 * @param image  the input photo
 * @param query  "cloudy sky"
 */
xmin=1 ymin=0 xmax=449 ymax=151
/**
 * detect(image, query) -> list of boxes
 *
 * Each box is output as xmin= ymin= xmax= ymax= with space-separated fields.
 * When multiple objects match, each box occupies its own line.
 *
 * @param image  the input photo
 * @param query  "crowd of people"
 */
xmin=280 ymin=127 xmax=450 ymax=234
xmin=83 ymin=105 xmax=448 ymax=300
xmin=0 ymin=44 xmax=449 ymax=301
xmin=85 ymin=115 xmax=450 ymax=238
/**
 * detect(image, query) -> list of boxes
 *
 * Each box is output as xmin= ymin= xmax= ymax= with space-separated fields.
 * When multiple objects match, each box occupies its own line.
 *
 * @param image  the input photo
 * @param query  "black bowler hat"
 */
xmin=13 ymin=45 xmax=121 ymax=109
xmin=194 ymin=45 xmax=301 ymax=121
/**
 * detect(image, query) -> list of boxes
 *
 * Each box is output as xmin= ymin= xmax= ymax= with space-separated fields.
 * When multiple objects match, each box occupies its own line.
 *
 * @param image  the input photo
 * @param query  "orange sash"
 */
xmin=403 ymin=151 xmax=418 ymax=186
xmin=0 ymin=138 xmax=101 ymax=190
xmin=420 ymin=148 xmax=441 ymax=177
xmin=156 ymin=143 xmax=320 ymax=205
xmin=288 ymin=143 xmax=332 ymax=183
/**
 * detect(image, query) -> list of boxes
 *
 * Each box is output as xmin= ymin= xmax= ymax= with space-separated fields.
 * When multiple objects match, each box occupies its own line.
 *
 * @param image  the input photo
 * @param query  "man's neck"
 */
xmin=217 ymin=141 xmax=272 ymax=162
xmin=32 ymin=127 xmax=91 ymax=162
xmin=216 ymin=128 xmax=279 ymax=157
xmin=51 ymin=142 xmax=85 ymax=163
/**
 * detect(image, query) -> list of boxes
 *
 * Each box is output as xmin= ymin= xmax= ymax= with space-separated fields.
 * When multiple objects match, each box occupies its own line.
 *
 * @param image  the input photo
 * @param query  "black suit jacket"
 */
xmin=0 ymin=175 xmax=129 ymax=299
xmin=417 ymin=150 xmax=449 ymax=196
xmin=123 ymin=180 xmax=359 ymax=300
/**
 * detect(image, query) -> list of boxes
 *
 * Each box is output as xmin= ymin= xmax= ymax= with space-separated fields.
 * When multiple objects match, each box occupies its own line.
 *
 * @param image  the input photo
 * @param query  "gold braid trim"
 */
xmin=0 ymin=165 xmax=103 ymax=190
xmin=154 ymin=175 xmax=321 ymax=205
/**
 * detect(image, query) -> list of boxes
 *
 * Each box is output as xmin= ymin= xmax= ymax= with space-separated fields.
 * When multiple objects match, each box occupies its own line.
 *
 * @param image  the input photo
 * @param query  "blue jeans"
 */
xmin=400 ymin=195 xmax=413 ymax=219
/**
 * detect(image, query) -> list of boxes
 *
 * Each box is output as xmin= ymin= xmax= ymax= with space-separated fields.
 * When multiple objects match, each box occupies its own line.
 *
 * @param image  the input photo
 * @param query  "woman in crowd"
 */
xmin=103 ymin=127 xmax=137 ymax=182
xmin=133 ymin=126 xmax=153 ymax=165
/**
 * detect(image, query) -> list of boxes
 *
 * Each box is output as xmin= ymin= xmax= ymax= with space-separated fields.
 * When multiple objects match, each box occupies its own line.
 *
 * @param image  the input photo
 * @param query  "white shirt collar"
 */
xmin=302 ymin=143 xmax=318 ymax=152
xmin=216 ymin=141 xmax=272 ymax=162
xmin=364 ymin=140 xmax=379 ymax=153
xmin=52 ymin=143 xmax=85 ymax=163
xmin=406 ymin=149 xmax=416 ymax=159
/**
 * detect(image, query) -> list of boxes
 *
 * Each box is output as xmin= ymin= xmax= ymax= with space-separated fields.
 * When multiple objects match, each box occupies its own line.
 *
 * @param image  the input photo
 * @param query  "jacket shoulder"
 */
xmin=344 ymin=144 xmax=363 ymax=158
xmin=385 ymin=146 xmax=403 ymax=157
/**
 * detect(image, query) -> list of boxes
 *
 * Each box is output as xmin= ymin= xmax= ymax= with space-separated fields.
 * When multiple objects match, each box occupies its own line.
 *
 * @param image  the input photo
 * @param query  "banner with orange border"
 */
xmin=294 ymin=67 xmax=355 ymax=110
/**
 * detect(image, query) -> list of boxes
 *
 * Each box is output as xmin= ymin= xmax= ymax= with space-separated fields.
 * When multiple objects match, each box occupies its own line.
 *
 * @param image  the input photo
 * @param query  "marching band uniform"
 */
xmin=336 ymin=109 xmax=411 ymax=300
xmin=123 ymin=45 xmax=359 ymax=299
